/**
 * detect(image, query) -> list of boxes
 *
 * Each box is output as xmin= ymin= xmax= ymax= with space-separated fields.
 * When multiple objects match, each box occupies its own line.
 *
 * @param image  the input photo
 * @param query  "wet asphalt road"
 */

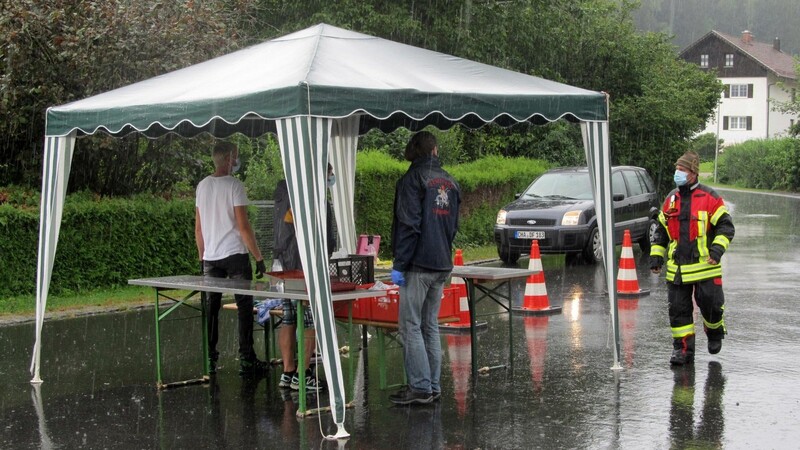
xmin=1 ymin=187 xmax=799 ymax=449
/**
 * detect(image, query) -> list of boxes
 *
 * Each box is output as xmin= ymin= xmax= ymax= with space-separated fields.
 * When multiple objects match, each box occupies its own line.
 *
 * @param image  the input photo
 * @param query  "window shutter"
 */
xmin=723 ymin=85 xmax=730 ymax=98
xmin=746 ymin=116 xmax=752 ymax=130
xmin=748 ymin=84 xmax=753 ymax=98
xmin=723 ymin=116 xmax=729 ymax=130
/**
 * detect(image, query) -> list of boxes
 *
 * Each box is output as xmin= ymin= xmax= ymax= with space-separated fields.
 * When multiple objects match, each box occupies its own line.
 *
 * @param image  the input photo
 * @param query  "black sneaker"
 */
xmin=290 ymin=370 xmax=325 ymax=392
xmin=389 ymin=387 xmax=433 ymax=405
xmin=279 ymin=372 xmax=294 ymax=388
xmin=708 ymin=339 xmax=722 ymax=355
xmin=239 ymin=358 xmax=269 ymax=376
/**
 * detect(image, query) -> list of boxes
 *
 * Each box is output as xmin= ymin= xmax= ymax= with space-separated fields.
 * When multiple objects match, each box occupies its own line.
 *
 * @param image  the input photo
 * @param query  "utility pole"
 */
xmin=714 ymin=103 xmax=721 ymax=183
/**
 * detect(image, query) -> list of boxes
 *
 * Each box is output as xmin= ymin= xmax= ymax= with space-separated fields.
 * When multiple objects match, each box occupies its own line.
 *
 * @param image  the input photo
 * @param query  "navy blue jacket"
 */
xmin=391 ymin=156 xmax=460 ymax=272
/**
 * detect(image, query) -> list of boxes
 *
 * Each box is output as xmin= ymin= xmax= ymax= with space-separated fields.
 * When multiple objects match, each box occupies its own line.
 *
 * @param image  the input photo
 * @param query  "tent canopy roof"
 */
xmin=46 ymin=23 xmax=607 ymax=138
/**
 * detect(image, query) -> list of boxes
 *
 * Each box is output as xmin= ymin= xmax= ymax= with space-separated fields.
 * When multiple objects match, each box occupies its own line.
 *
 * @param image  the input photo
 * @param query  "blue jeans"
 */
xmin=203 ymin=253 xmax=255 ymax=361
xmin=398 ymin=270 xmax=449 ymax=394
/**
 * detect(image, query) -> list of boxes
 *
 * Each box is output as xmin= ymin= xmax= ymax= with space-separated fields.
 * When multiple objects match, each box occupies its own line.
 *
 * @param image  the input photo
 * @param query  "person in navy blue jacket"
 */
xmin=389 ymin=131 xmax=461 ymax=405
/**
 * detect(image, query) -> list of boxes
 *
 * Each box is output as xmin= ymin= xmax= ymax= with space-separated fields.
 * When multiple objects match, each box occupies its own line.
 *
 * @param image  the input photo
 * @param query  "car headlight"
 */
xmin=496 ymin=210 xmax=507 ymax=225
xmin=561 ymin=210 xmax=581 ymax=226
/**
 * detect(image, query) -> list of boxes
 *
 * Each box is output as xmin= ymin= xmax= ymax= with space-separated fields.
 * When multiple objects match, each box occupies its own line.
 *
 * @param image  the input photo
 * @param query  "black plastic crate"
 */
xmin=328 ymin=255 xmax=374 ymax=285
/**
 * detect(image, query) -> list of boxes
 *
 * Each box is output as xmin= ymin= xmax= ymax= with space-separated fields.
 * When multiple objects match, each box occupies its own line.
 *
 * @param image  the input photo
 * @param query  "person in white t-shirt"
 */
xmin=195 ymin=141 xmax=267 ymax=376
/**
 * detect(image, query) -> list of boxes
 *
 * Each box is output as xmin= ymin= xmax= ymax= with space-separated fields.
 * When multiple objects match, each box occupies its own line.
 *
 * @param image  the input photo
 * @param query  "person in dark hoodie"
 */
xmin=389 ymin=131 xmax=461 ymax=405
xmin=650 ymin=151 xmax=734 ymax=366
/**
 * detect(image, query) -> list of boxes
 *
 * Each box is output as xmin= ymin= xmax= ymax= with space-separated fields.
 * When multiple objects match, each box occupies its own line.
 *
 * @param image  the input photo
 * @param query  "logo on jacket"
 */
xmin=435 ymin=184 xmax=450 ymax=209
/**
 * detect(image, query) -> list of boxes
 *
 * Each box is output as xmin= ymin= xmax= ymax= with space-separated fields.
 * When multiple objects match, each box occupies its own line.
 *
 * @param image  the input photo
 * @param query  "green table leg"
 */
xmin=297 ymin=301 xmax=306 ymax=414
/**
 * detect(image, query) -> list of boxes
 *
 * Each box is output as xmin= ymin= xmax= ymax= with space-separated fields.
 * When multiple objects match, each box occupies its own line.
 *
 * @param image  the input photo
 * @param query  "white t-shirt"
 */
xmin=196 ymin=175 xmax=249 ymax=261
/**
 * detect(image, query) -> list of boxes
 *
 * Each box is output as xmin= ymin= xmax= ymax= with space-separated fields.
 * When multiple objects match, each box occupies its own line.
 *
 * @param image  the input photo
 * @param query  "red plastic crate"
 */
xmin=366 ymin=287 xmax=458 ymax=323
xmin=370 ymin=290 xmax=400 ymax=322
xmin=333 ymin=296 xmax=372 ymax=320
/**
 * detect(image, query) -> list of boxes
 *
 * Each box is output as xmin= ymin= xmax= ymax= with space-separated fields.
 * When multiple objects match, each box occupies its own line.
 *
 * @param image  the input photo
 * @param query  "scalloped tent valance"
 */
xmin=45 ymin=23 xmax=606 ymax=138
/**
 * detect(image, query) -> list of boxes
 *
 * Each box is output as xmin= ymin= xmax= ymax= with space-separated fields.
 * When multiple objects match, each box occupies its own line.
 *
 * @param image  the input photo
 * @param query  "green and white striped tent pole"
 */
xmin=581 ymin=118 xmax=622 ymax=370
xmin=328 ymin=116 xmax=360 ymax=255
xmin=276 ymin=116 xmax=354 ymax=436
xmin=31 ymin=133 xmax=75 ymax=384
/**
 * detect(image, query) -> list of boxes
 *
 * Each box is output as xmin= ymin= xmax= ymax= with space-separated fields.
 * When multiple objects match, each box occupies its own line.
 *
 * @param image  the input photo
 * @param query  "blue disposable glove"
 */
xmin=391 ymin=269 xmax=406 ymax=287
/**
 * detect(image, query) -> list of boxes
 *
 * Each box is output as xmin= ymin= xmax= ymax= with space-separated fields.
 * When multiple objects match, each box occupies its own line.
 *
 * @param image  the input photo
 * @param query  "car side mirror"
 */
xmin=613 ymin=193 xmax=625 ymax=201
xmin=514 ymin=193 xmax=522 ymax=199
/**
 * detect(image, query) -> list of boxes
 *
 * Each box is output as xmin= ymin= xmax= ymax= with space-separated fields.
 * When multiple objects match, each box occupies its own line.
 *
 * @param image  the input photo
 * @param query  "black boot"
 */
xmin=708 ymin=339 xmax=722 ymax=354
xmin=670 ymin=334 xmax=695 ymax=366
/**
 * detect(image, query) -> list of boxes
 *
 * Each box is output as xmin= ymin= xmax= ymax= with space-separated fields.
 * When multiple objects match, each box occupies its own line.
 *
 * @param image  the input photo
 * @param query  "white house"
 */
xmin=680 ymin=30 xmax=797 ymax=145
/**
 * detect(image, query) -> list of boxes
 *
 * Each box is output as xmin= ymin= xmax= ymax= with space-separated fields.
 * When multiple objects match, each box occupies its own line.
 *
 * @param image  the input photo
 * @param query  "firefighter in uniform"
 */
xmin=650 ymin=151 xmax=735 ymax=365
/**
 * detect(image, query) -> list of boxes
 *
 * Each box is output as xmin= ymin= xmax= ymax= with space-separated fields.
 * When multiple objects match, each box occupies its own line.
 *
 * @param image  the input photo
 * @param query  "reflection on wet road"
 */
xmin=1 ymin=188 xmax=799 ymax=448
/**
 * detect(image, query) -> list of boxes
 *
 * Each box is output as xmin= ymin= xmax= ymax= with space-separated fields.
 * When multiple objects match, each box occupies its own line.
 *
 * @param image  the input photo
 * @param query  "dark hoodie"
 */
xmin=391 ymin=155 xmax=460 ymax=272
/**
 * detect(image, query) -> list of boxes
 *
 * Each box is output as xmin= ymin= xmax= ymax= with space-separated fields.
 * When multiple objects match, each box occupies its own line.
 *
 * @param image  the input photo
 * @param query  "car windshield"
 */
xmin=521 ymin=172 xmax=593 ymax=200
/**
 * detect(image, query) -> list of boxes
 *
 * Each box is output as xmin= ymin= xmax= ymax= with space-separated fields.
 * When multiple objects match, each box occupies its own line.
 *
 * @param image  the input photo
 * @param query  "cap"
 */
xmin=676 ymin=151 xmax=700 ymax=174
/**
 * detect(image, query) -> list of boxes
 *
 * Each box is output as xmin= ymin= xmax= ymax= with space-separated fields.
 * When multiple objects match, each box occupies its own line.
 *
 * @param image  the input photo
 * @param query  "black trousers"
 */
xmin=203 ymin=253 xmax=255 ymax=361
xmin=668 ymin=277 xmax=726 ymax=341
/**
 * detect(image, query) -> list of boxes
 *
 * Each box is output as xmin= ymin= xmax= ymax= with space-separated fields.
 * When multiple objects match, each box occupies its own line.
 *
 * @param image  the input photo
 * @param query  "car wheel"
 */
xmin=581 ymin=227 xmax=602 ymax=264
xmin=498 ymin=245 xmax=520 ymax=265
xmin=638 ymin=220 xmax=657 ymax=254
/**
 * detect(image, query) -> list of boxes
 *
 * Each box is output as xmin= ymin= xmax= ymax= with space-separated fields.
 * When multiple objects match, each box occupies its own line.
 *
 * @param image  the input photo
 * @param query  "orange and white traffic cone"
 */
xmin=617 ymin=229 xmax=650 ymax=297
xmin=441 ymin=249 xmax=488 ymax=331
xmin=512 ymin=240 xmax=562 ymax=315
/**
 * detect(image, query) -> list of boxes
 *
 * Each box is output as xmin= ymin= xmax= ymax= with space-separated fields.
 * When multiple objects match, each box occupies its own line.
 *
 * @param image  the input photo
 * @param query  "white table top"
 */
xmin=450 ymin=265 xmax=535 ymax=281
xmin=128 ymin=275 xmax=386 ymax=301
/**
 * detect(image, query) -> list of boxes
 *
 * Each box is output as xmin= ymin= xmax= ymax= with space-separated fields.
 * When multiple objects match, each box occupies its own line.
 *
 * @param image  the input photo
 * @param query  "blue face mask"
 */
xmin=327 ymin=174 xmax=336 ymax=188
xmin=674 ymin=170 xmax=688 ymax=186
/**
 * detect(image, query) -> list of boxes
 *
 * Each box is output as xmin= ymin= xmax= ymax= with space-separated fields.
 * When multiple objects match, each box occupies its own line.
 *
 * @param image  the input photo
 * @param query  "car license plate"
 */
xmin=515 ymin=231 xmax=545 ymax=239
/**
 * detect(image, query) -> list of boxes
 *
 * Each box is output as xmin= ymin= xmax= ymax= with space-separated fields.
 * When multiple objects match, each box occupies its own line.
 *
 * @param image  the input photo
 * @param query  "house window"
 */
xmin=730 ymin=84 xmax=749 ymax=98
xmin=724 ymin=54 xmax=734 ymax=67
xmin=700 ymin=54 xmax=709 ymax=68
xmin=724 ymin=116 xmax=751 ymax=130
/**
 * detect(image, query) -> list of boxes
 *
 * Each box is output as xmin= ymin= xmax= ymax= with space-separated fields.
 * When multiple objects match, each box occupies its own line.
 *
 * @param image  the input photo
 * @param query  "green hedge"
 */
xmin=353 ymin=151 xmax=548 ymax=253
xmin=0 ymin=196 xmax=197 ymax=298
xmin=718 ymin=138 xmax=800 ymax=191
xmin=1 ymin=154 xmax=547 ymax=297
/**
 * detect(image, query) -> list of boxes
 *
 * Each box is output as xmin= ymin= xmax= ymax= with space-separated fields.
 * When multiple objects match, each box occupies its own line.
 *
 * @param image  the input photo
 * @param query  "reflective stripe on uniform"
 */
xmin=651 ymin=244 xmax=666 ymax=258
xmin=697 ymin=211 xmax=709 ymax=258
xmin=710 ymin=205 xmax=729 ymax=225
xmin=672 ymin=323 xmax=695 ymax=338
xmin=703 ymin=304 xmax=726 ymax=333
xmin=713 ymin=234 xmax=730 ymax=250
xmin=665 ymin=259 xmax=723 ymax=282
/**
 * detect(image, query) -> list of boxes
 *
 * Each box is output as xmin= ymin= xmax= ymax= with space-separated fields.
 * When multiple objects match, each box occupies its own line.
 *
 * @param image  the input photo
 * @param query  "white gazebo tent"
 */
xmin=34 ymin=24 xmax=619 ymax=437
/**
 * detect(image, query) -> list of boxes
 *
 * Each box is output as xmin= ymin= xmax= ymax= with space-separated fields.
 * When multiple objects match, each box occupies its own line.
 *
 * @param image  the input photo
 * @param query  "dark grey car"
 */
xmin=494 ymin=166 xmax=659 ymax=264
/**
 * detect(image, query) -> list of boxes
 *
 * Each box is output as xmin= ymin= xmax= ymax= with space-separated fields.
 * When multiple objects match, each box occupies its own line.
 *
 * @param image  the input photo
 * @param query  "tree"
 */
xmin=2 ymin=0 xmax=723 ymax=198
xmin=0 ymin=0 xmax=258 ymax=192
xmin=773 ymin=59 xmax=800 ymax=137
